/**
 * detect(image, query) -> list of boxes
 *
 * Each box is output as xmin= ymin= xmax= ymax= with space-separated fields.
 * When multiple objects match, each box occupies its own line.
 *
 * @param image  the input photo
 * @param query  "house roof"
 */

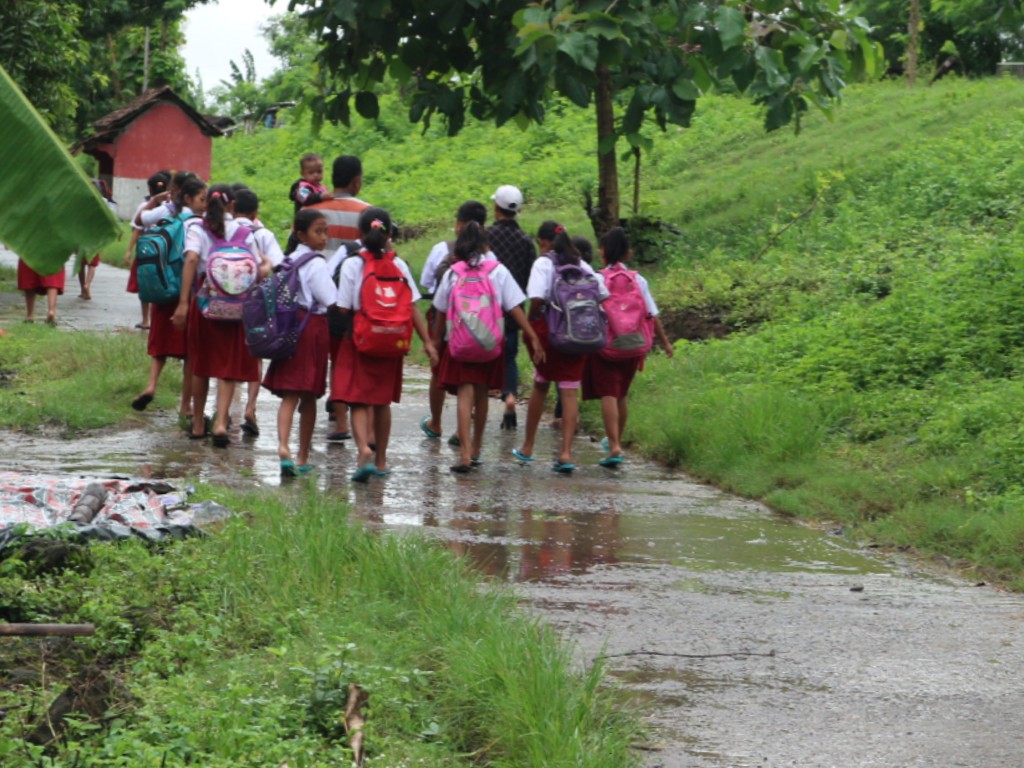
xmin=72 ymin=86 xmax=223 ymax=153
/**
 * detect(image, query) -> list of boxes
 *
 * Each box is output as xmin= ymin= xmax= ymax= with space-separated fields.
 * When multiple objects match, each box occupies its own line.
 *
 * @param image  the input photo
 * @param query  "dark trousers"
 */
xmin=502 ymin=316 xmax=520 ymax=400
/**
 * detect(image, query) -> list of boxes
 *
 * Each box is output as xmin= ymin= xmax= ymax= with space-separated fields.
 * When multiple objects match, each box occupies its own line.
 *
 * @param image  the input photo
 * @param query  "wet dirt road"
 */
xmin=4 ymin=248 xmax=1024 ymax=767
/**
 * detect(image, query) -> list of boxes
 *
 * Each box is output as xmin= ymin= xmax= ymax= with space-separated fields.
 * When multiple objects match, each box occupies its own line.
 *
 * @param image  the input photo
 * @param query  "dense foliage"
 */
xmin=0 ymin=0 xmax=199 ymax=136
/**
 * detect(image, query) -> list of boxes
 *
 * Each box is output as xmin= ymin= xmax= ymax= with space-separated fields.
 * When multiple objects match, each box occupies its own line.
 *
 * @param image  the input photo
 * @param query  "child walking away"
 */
xmin=331 ymin=206 xmax=438 ymax=481
xmin=583 ymin=226 xmax=674 ymax=466
xmin=514 ymin=224 xmax=609 ymax=473
xmin=17 ymin=258 xmax=64 ymax=324
xmin=419 ymin=199 xmax=488 ymax=443
xmin=125 ymin=171 xmax=170 ymax=330
xmin=171 ymin=183 xmax=273 ymax=447
xmin=76 ymin=178 xmax=116 ymax=300
xmin=261 ymin=209 xmax=337 ymax=476
xmin=285 ymin=153 xmax=333 ymax=254
xmin=130 ymin=175 xmax=206 ymax=425
xmin=234 ymin=188 xmax=285 ymax=438
xmin=432 ymin=222 xmax=543 ymax=472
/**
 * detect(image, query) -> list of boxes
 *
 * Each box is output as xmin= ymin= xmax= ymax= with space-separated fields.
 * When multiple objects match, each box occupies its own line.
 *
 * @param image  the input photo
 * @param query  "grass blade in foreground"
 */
xmin=0 ymin=65 xmax=120 ymax=274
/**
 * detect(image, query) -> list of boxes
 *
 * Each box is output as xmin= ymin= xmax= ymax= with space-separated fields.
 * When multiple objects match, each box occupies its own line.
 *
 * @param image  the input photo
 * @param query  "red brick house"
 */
xmin=73 ymin=87 xmax=225 ymax=219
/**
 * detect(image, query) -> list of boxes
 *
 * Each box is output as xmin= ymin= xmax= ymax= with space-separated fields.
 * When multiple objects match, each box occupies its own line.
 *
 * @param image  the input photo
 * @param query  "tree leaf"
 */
xmin=354 ymin=90 xmax=379 ymax=119
xmin=0 ymin=65 xmax=119 ymax=274
xmin=715 ymin=6 xmax=746 ymax=50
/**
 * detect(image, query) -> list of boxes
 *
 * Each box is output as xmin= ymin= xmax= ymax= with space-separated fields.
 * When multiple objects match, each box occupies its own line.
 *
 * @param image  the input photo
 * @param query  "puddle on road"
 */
xmin=2 ymin=375 xmax=888 ymax=587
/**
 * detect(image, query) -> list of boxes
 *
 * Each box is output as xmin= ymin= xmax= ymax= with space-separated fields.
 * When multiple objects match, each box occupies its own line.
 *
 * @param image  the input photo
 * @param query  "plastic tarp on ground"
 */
xmin=0 ymin=472 xmax=230 ymax=551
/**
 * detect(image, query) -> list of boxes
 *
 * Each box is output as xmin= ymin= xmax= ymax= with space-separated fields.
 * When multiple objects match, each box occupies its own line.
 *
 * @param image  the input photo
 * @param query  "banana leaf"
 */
xmin=0 ymin=65 xmax=120 ymax=275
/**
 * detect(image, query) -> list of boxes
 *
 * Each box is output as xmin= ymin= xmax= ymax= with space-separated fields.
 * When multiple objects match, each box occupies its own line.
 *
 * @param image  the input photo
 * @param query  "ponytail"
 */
xmin=599 ymin=226 xmax=630 ymax=265
xmin=454 ymin=221 xmax=488 ymax=263
xmin=204 ymin=183 xmax=234 ymax=239
xmin=550 ymin=224 xmax=580 ymax=266
xmin=358 ymin=206 xmax=392 ymax=258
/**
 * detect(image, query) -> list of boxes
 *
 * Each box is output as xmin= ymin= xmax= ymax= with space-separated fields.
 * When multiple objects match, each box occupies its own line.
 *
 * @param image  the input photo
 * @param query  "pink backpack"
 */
xmin=447 ymin=260 xmax=504 ymax=363
xmin=197 ymin=225 xmax=260 ymax=321
xmin=598 ymin=267 xmax=653 ymax=360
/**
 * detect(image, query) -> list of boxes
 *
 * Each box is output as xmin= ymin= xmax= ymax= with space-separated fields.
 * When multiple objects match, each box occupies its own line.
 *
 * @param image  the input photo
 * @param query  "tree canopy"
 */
xmin=0 ymin=0 xmax=202 ymax=136
xmin=287 ymin=0 xmax=882 ymax=234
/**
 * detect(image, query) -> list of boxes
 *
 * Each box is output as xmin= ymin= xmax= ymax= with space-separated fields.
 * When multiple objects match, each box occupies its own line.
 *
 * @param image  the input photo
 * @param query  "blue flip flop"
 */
xmin=280 ymin=460 xmax=297 ymax=477
xmin=297 ymin=464 xmax=315 ymax=474
xmin=600 ymin=437 xmax=610 ymax=454
xmin=351 ymin=465 xmax=375 ymax=483
xmin=512 ymin=448 xmax=533 ymax=463
xmin=373 ymin=467 xmax=392 ymax=477
xmin=552 ymin=461 xmax=576 ymax=474
xmin=470 ymin=456 xmax=483 ymax=467
xmin=420 ymin=416 xmax=441 ymax=439
xmin=598 ymin=455 xmax=624 ymax=468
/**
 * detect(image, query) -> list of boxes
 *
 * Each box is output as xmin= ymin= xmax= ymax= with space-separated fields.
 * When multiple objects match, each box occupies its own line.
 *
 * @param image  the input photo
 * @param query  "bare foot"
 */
xmin=45 ymin=312 xmax=56 ymax=325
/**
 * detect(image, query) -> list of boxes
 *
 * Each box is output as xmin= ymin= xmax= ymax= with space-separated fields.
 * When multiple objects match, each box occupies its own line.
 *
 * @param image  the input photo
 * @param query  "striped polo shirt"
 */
xmin=312 ymin=192 xmax=370 ymax=253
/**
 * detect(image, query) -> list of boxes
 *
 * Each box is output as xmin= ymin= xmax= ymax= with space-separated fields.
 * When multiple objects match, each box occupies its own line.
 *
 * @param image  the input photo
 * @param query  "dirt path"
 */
xmin=3 ymin=247 xmax=1024 ymax=767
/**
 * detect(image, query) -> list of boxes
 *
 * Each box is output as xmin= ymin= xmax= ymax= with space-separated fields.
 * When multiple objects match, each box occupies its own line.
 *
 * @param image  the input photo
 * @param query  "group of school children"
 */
xmin=125 ymin=153 xmax=673 ymax=482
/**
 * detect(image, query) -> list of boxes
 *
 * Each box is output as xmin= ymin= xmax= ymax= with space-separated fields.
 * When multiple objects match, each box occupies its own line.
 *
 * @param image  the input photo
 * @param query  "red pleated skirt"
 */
xmin=17 ymin=260 xmax=65 ymax=295
xmin=147 ymin=301 xmax=187 ymax=359
xmin=437 ymin=344 xmax=503 ymax=394
xmin=263 ymin=314 xmax=330 ymax=398
xmin=186 ymin=295 xmax=260 ymax=381
xmin=126 ymin=260 xmax=139 ymax=294
xmin=524 ymin=317 xmax=587 ymax=383
xmin=330 ymin=335 xmax=404 ymax=406
xmin=582 ymin=353 xmax=643 ymax=400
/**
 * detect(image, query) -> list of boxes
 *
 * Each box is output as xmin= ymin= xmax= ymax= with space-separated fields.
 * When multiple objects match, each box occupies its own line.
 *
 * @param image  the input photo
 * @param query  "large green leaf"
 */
xmin=0 ymin=65 xmax=120 ymax=274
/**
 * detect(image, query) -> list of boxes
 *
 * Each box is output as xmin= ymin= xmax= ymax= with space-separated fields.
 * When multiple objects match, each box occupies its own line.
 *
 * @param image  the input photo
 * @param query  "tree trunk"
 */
xmin=592 ymin=63 xmax=619 ymax=238
xmin=907 ymin=0 xmax=920 ymax=87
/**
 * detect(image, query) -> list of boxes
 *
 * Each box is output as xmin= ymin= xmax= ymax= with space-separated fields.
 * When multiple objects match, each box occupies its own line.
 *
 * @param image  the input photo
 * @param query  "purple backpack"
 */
xmin=243 ymin=252 xmax=320 ymax=360
xmin=447 ymin=260 xmax=504 ymax=362
xmin=545 ymin=255 xmax=608 ymax=355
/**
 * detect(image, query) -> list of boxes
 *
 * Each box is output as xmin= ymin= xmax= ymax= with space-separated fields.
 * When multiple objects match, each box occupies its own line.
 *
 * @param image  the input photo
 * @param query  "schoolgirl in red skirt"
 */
xmin=262 ymin=209 xmax=337 ymax=476
xmin=331 ymin=206 xmax=438 ymax=481
xmin=17 ymin=258 xmax=65 ymax=324
xmin=582 ymin=226 xmax=674 ymax=465
xmin=125 ymin=171 xmax=171 ymax=330
xmin=171 ymin=182 xmax=273 ymax=446
xmin=431 ymin=221 xmax=542 ymax=472
xmin=130 ymin=176 xmax=200 ymax=425
xmin=514 ymin=224 xmax=609 ymax=473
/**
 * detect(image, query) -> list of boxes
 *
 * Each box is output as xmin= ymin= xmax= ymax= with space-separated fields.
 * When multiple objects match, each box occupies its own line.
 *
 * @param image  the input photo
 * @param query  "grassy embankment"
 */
xmin=0 ymin=488 xmax=636 ymax=766
xmin=214 ymin=76 xmax=1024 ymax=587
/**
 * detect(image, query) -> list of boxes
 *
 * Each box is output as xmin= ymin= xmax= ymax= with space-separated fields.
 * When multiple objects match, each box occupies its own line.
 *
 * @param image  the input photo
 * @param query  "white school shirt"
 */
xmin=421 ymin=242 xmax=497 ymax=294
xmin=432 ymin=257 xmax=525 ymax=315
xmin=601 ymin=263 xmax=659 ymax=316
xmin=336 ymin=252 xmax=422 ymax=311
xmin=131 ymin=201 xmax=148 ymax=232
xmin=138 ymin=200 xmax=176 ymax=228
xmin=325 ymin=240 xmax=358 ymax=280
xmin=234 ymin=216 xmax=285 ymax=267
xmin=183 ymin=217 xmax=258 ymax=274
xmin=288 ymin=244 xmax=338 ymax=314
xmin=526 ymin=253 xmax=609 ymax=302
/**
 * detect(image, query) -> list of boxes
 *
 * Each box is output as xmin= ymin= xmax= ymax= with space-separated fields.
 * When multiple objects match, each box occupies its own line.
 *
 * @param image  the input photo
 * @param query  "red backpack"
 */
xmin=352 ymin=250 xmax=414 ymax=357
xmin=598 ymin=267 xmax=653 ymax=359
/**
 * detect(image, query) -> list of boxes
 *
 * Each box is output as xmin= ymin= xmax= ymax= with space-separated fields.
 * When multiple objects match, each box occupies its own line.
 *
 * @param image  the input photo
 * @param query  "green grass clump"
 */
xmin=0 ymin=323 xmax=172 ymax=432
xmin=0 ymin=488 xmax=638 ymax=767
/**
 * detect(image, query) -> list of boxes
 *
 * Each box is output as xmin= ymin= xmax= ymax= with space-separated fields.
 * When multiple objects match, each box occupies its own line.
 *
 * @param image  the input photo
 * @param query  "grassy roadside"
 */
xmin=0 ymin=323 xmax=176 ymax=431
xmin=0 ymin=487 xmax=638 ymax=766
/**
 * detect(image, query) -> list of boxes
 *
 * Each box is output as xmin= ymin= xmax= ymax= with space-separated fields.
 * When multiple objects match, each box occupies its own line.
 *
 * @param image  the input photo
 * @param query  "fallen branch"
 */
xmin=753 ymin=187 xmax=826 ymax=262
xmin=0 ymin=624 xmax=96 ymax=637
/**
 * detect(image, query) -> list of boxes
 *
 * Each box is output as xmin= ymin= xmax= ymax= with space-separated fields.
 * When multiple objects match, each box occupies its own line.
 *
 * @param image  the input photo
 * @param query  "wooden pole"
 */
xmin=0 ymin=624 xmax=96 ymax=637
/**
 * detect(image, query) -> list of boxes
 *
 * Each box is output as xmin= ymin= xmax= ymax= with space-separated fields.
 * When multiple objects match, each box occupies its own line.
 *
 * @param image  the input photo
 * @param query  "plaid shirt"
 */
xmin=487 ymin=219 xmax=536 ymax=291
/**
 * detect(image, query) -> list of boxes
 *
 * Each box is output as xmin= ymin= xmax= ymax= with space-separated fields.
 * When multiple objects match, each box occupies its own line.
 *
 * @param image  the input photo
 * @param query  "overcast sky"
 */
xmin=181 ymin=0 xmax=280 ymax=90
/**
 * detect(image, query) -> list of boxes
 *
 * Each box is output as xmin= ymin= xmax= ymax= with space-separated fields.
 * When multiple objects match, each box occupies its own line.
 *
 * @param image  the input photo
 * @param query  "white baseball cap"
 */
xmin=491 ymin=185 xmax=524 ymax=213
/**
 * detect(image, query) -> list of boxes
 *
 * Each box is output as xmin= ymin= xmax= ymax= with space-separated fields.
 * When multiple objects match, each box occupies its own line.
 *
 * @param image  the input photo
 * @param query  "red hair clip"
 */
xmin=554 ymin=225 xmax=565 ymax=234
xmin=370 ymin=219 xmax=385 ymax=229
